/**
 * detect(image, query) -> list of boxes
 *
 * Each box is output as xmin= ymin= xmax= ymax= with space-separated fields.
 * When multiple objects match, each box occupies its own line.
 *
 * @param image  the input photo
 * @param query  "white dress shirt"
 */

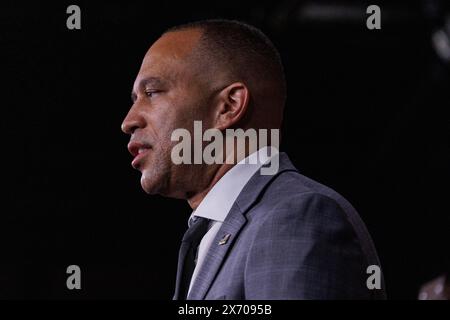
xmin=187 ymin=146 xmax=277 ymax=294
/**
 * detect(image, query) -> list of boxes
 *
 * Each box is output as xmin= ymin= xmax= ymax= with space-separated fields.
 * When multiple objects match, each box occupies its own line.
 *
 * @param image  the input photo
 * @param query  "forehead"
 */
xmin=134 ymin=29 xmax=203 ymax=87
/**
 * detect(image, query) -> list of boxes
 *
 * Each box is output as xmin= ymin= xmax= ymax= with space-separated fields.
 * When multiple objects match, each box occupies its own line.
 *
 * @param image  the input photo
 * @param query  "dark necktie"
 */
xmin=174 ymin=216 xmax=210 ymax=300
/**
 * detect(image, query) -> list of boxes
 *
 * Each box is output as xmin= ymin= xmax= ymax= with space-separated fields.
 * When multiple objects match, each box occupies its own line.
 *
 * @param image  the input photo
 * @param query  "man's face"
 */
xmin=121 ymin=30 xmax=215 ymax=198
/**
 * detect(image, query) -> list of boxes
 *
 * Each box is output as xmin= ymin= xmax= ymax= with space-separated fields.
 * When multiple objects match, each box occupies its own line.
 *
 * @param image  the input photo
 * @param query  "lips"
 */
xmin=127 ymin=141 xmax=151 ymax=169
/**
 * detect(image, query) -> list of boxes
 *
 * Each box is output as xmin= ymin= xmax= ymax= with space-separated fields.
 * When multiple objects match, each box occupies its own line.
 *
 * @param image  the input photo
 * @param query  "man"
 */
xmin=121 ymin=19 xmax=385 ymax=299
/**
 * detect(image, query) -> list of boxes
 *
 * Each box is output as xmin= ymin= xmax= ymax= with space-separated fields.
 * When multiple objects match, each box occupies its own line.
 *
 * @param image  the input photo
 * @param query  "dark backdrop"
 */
xmin=1 ymin=0 xmax=449 ymax=299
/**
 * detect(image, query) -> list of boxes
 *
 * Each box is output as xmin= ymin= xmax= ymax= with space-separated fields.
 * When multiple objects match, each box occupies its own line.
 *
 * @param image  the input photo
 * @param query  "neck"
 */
xmin=187 ymin=162 xmax=234 ymax=210
xmin=186 ymin=141 xmax=262 ymax=210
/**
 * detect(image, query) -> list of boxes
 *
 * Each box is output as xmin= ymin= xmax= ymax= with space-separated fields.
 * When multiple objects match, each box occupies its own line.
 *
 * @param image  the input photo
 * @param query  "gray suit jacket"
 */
xmin=175 ymin=153 xmax=386 ymax=300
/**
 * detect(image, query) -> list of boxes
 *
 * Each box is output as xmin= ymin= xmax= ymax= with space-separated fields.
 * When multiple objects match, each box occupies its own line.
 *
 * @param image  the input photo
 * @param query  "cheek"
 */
xmin=145 ymin=101 xmax=177 ymax=138
xmin=163 ymin=105 xmax=195 ymax=132
xmin=150 ymin=92 xmax=211 ymax=142
xmin=173 ymin=87 xmax=208 ymax=116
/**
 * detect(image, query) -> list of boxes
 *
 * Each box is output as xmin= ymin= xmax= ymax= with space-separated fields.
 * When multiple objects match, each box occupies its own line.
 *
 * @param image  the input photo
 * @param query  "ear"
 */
xmin=213 ymin=82 xmax=249 ymax=130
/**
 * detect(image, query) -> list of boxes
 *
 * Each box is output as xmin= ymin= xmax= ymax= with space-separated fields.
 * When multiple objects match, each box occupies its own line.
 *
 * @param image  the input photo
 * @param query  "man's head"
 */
xmin=121 ymin=19 xmax=286 ymax=200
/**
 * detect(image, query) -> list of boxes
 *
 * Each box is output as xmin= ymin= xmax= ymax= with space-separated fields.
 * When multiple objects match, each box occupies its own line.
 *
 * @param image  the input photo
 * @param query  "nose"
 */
xmin=121 ymin=107 xmax=145 ymax=135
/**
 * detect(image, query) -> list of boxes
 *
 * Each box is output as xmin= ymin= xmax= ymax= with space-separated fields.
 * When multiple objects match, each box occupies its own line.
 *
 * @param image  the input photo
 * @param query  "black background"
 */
xmin=1 ymin=0 xmax=449 ymax=299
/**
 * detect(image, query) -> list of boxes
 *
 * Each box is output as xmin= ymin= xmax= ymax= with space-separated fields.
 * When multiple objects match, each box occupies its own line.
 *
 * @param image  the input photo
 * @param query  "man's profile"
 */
xmin=121 ymin=19 xmax=386 ymax=300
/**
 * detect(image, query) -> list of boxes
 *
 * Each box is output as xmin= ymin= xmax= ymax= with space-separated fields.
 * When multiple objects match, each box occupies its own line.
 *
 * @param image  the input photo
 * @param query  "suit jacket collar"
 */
xmin=187 ymin=152 xmax=298 ymax=299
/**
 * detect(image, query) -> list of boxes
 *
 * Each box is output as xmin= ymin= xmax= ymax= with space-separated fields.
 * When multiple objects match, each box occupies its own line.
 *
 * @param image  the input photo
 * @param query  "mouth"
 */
xmin=127 ymin=141 xmax=152 ymax=169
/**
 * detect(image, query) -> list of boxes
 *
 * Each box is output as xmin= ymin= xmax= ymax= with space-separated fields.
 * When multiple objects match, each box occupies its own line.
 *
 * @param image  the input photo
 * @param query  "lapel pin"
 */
xmin=218 ymin=233 xmax=231 ymax=245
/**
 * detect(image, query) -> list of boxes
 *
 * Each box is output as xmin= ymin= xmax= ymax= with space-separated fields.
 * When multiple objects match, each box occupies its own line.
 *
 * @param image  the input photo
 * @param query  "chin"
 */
xmin=139 ymin=178 xmax=158 ymax=195
xmin=139 ymin=171 xmax=160 ymax=194
xmin=140 ymin=170 xmax=187 ymax=199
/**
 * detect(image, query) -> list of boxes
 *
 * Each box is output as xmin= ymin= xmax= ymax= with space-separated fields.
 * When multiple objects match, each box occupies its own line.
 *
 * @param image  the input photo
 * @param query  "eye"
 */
xmin=144 ymin=89 xmax=160 ymax=98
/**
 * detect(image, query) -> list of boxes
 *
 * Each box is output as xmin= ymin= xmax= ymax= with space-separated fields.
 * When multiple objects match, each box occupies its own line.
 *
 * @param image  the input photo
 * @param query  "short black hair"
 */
xmin=164 ymin=19 xmax=287 ymax=112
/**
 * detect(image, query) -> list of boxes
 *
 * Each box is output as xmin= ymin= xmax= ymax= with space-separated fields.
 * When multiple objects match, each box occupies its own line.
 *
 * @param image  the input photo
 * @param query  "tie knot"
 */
xmin=183 ymin=216 xmax=210 ymax=244
xmin=188 ymin=215 xmax=207 ymax=228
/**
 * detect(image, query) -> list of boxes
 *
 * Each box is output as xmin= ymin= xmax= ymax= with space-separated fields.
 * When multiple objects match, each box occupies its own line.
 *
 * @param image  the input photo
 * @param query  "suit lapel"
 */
xmin=187 ymin=205 xmax=246 ymax=299
xmin=187 ymin=153 xmax=298 ymax=299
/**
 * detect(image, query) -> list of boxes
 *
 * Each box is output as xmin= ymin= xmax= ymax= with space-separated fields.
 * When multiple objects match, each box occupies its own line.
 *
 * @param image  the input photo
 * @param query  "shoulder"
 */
xmin=245 ymin=169 xmax=380 ymax=267
xmin=249 ymin=188 xmax=352 ymax=241
xmin=249 ymin=169 xmax=353 ymax=226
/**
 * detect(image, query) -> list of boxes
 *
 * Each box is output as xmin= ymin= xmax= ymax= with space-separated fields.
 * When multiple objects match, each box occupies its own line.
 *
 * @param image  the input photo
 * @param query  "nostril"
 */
xmin=129 ymin=124 xmax=139 ymax=135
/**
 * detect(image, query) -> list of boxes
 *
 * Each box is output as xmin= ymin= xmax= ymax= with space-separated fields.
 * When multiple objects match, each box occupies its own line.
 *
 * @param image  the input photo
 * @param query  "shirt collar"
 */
xmin=191 ymin=146 xmax=277 ymax=224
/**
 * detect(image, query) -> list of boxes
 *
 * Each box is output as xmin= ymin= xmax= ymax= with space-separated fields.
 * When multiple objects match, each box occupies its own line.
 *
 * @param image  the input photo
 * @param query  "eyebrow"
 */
xmin=131 ymin=76 xmax=166 ymax=103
